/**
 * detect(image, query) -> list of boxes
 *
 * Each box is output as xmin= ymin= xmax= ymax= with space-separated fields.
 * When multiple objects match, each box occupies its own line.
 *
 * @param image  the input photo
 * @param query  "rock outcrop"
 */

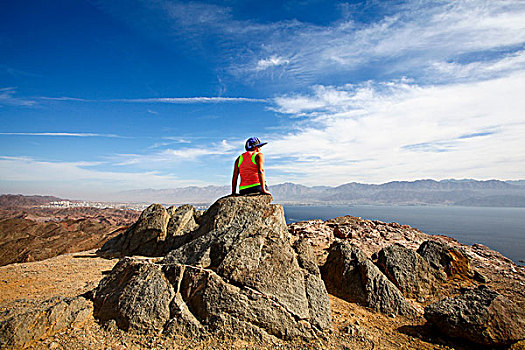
xmin=0 ymin=296 xmax=92 ymax=349
xmin=376 ymin=243 xmax=441 ymax=299
xmin=424 ymin=285 xmax=525 ymax=346
xmin=288 ymin=215 xmax=429 ymax=265
xmin=321 ymin=241 xmax=416 ymax=316
xmin=98 ymin=204 xmax=199 ymax=257
xmin=93 ymin=195 xmax=332 ymax=340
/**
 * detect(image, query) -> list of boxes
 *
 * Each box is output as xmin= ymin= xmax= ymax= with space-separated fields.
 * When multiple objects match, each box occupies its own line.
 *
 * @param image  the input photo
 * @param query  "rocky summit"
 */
xmin=1 ymin=195 xmax=525 ymax=349
xmin=93 ymin=195 xmax=331 ymax=341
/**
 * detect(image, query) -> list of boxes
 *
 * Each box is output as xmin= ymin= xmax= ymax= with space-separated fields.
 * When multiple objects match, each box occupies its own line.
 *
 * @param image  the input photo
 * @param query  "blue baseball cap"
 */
xmin=245 ymin=137 xmax=267 ymax=151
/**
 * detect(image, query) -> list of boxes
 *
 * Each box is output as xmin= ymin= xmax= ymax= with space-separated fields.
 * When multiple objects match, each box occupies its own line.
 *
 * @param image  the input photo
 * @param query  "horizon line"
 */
xmin=2 ymin=178 xmax=523 ymax=199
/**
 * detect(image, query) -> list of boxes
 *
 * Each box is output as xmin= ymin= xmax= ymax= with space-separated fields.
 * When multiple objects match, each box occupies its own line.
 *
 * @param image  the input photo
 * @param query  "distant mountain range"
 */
xmin=114 ymin=179 xmax=525 ymax=207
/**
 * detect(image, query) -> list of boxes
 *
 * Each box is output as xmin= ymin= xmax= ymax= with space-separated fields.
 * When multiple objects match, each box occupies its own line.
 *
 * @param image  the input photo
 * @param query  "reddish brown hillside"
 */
xmin=0 ymin=217 xmax=129 ymax=266
xmin=0 ymin=198 xmax=140 ymax=266
xmin=0 ymin=194 xmax=62 ymax=208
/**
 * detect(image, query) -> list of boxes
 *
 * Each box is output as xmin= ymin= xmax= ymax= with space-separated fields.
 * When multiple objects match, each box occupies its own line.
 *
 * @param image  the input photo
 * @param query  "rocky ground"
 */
xmin=1 ymin=196 xmax=524 ymax=349
xmin=0 ymin=251 xmax=469 ymax=350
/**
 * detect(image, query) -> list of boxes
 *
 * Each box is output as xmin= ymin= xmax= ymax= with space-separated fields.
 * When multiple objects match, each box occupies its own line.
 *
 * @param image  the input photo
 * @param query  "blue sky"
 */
xmin=1 ymin=0 xmax=525 ymax=200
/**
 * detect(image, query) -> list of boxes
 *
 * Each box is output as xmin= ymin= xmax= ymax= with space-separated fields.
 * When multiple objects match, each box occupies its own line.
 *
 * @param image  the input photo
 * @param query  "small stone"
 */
xmin=104 ymin=319 xmax=118 ymax=331
xmin=473 ymin=270 xmax=488 ymax=283
xmin=342 ymin=324 xmax=362 ymax=337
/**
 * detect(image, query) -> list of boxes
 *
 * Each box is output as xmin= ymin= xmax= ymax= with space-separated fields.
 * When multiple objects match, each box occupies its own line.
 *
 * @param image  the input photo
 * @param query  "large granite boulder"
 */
xmin=417 ymin=240 xmax=472 ymax=280
xmin=93 ymin=195 xmax=332 ymax=340
xmin=98 ymin=203 xmax=199 ymax=257
xmin=376 ymin=243 xmax=441 ymax=299
xmin=0 ymin=296 xmax=92 ymax=349
xmin=424 ymin=285 xmax=525 ymax=346
xmin=321 ymin=241 xmax=416 ymax=316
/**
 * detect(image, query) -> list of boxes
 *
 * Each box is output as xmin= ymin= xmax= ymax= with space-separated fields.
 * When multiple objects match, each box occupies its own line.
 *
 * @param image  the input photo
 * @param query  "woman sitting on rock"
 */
xmin=232 ymin=137 xmax=271 ymax=195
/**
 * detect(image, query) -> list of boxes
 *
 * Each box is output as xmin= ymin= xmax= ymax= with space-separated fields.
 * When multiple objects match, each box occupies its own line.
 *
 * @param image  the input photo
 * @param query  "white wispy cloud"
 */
xmin=160 ymin=139 xmax=237 ymax=159
xmin=256 ymin=55 xmax=290 ymax=71
xmin=109 ymin=97 xmax=267 ymax=103
xmin=285 ymin=0 xmax=525 ymax=82
xmin=0 ymin=87 xmax=36 ymax=106
xmin=265 ymin=70 xmax=525 ymax=185
xmin=0 ymin=132 xmax=123 ymax=138
xmin=428 ymin=50 xmax=525 ymax=81
xmin=0 ymin=156 xmax=204 ymax=200
xmin=176 ymin=0 xmax=525 ymax=85
xmin=272 ymin=78 xmax=415 ymax=115
xmin=162 ymin=136 xmax=192 ymax=143
xmin=92 ymin=1 xmax=525 ymax=86
xmin=38 ymin=96 xmax=92 ymax=102
xmin=5 ymin=94 xmax=267 ymax=106
xmin=115 ymin=139 xmax=237 ymax=166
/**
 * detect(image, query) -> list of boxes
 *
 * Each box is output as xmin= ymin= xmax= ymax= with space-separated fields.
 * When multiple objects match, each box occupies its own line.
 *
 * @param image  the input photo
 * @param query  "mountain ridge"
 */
xmin=112 ymin=179 xmax=525 ymax=207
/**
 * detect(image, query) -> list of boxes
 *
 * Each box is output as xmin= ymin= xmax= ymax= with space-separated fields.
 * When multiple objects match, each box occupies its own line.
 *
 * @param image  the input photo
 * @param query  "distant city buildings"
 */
xmin=40 ymin=201 xmax=209 ymax=211
xmin=40 ymin=200 xmax=149 ymax=211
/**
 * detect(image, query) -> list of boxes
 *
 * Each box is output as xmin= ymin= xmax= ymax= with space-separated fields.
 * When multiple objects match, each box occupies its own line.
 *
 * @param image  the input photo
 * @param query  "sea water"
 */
xmin=282 ymin=204 xmax=525 ymax=266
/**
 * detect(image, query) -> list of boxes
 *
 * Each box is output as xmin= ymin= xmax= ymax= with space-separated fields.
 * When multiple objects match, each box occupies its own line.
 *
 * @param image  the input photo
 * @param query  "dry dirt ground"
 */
xmin=3 ymin=250 xmax=523 ymax=350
